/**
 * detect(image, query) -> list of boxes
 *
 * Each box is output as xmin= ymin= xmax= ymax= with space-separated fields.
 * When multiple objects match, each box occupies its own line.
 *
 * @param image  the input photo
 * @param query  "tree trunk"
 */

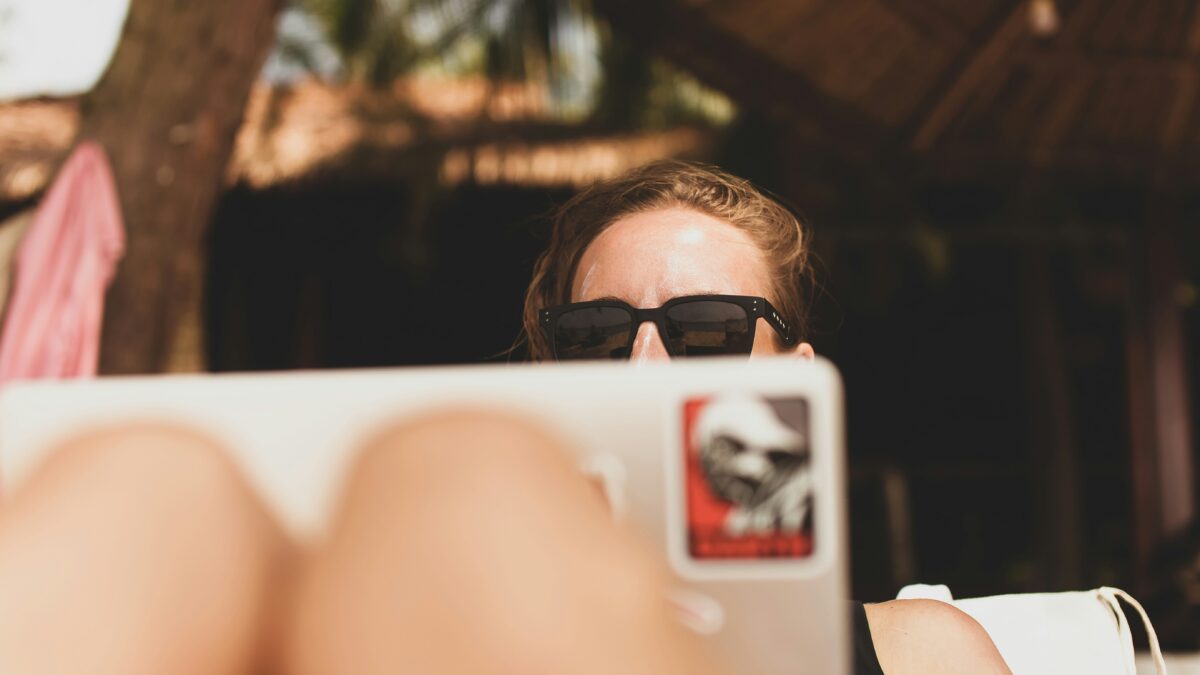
xmin=82 ymin=0 xmax=282 ymax=374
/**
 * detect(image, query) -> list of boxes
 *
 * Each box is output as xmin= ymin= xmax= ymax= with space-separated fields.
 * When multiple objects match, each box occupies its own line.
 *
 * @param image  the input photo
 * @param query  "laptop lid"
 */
xmin=0 ymin=357 xmax=849 ymax=674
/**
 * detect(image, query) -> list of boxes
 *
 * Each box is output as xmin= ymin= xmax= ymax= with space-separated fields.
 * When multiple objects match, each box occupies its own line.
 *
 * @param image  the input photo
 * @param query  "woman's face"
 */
xmin=570 ymin=207 xmax=815 ymax=364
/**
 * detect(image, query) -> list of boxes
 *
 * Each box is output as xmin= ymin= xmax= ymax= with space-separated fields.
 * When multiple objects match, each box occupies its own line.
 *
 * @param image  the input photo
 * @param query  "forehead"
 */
xmin=570 ymin=207 xmax=770 ymax=305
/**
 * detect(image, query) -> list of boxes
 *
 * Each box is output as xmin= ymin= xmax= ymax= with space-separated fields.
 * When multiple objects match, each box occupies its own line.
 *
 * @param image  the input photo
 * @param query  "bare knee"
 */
xmin=8 ymin=424 xmax=269 ymax=535
xmin=24 ymin=424 xmax=237 ymax=489
xmin=0 ymin=424 xmax=288 ymax=675
xmin=338 ymin=408 xmax=608 ymax=526
xmin=10 ymin=422 xmax=288 ymax=589
xmin=288 ymin=409 xmax=673 ymax=674
xmin=354 ymin=408 xmax=579 ymax=479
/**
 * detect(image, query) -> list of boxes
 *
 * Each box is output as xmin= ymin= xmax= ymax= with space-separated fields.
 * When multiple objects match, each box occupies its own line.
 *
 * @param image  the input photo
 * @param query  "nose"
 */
xmin=630 ymin=321 xmax=671 ymax=365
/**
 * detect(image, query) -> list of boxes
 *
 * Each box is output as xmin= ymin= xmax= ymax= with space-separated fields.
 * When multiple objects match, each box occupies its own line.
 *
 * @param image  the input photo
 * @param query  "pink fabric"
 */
xmin=0 ymin=141 xmax=125 ymax=384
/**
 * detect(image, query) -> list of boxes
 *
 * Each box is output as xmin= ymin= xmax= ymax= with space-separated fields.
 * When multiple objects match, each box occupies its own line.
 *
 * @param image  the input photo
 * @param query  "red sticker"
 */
xmin=683 ymin=394 xmax=813 ymax=560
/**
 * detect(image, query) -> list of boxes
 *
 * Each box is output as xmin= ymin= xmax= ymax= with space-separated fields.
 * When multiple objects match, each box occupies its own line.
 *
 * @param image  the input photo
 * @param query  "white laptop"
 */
xmin=0 ymin=357 xmax=849 ymax=674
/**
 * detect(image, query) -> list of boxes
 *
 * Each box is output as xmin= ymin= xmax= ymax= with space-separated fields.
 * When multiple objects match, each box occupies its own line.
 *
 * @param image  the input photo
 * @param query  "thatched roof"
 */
xmin=0 ymin=77 xmax=710 ymax=201
xmin=600 ymin=0 xmax=1200 ymax=186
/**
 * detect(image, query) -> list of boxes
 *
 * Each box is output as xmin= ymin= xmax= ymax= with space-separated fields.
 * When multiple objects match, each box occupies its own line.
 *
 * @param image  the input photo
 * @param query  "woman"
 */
xmin=521 ymin=160 xmax=1012 ymax=674
xmin=0 ymin=161 xmax=1008 ymax=675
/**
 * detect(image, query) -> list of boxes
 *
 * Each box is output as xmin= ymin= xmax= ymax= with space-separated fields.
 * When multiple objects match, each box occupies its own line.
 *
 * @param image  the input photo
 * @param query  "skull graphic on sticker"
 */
xmin=682 ymin=394 xmax=813 ymax=560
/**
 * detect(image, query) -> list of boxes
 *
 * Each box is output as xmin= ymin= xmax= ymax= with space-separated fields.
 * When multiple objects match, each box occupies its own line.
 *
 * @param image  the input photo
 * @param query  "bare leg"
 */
xmin=0 ymin=425 xmax=289 ymax=675
xmin=285 ymin=409 xmax=725 ymax=675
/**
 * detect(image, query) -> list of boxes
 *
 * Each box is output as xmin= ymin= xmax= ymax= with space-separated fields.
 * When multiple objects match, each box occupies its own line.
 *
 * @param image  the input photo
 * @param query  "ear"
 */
xmin=790 ymin=342 xmax=815 ymax=360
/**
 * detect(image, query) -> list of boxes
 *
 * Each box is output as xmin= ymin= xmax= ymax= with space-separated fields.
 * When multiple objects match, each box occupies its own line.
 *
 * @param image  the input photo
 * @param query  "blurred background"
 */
xmin=1 ymin=0 xmax=1199 ymax=649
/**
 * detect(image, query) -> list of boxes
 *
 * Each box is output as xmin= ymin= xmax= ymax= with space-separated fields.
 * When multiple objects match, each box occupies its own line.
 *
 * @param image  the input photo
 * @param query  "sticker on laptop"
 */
xmin=682 ymin=394 xmax=813 ymax=560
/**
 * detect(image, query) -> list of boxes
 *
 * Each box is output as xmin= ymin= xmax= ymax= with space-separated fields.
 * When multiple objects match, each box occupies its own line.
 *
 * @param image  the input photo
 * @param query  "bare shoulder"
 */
xmin=863 ymin=599 xmax=1012 ymax=675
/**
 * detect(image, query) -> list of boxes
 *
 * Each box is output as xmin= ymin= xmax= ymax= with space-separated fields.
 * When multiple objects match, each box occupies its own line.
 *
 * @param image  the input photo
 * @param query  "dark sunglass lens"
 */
xmin=664 ymin=300 xmax=752 ymax=356
xmin=553 ymin=306 xmax=635 ymax=360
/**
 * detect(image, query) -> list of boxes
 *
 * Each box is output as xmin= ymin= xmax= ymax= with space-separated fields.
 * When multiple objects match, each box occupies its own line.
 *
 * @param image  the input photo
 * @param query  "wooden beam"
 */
xmin=594 ymin=0 xmax=893 ymax=161
xmin=920 ymin=142 xmax=1200 ymax=188
xmin=1146 ymin=222 xmax=1196 ymax=538
xmin=907 ymin=0 xmax=1029 ymax=152
xmin=1161 ymin=63 xmax=1199 ymax=150
xmin=1010 ymin=48 xmax=1200 ymax=76
xmin=1186 ymin=0 xmax=1200 ymax=53
xmin=1020 ymin=249 xmax=1084 ymax=590
xmin=872 ymin=0 xmax=968 ymax=50
xmin=1028 ymin=73 xmax=1095 ymax=166
xmin=1158 ymin=0 xmax=1198 ymax=55
xmin=1125 ymin=240 xmax=1159 ymax=586
xmin=1124 ymin=218 xmax=1197 ymax=587
xmin=1056 ymin=0 xmax=1107 ymax=45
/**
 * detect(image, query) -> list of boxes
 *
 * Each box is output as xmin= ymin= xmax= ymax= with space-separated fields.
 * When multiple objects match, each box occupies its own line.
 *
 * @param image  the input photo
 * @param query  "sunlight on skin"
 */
xmin=571 ymin=207 xmax=815 ymax=364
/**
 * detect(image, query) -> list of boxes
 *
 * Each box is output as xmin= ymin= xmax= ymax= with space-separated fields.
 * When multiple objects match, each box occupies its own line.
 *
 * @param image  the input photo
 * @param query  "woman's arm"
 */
xmin=865 ymin=599 xmax=1012 ymax=675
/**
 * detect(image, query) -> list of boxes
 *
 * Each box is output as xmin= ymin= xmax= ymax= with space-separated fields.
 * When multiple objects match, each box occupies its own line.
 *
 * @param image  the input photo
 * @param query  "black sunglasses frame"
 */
xmin=539 ymin=294 xmax=797 ymax=360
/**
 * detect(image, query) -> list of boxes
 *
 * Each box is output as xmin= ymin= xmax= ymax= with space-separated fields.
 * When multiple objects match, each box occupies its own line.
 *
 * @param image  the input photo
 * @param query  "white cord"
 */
xmin=1098 ymin=587 xmax=1167 ymax=675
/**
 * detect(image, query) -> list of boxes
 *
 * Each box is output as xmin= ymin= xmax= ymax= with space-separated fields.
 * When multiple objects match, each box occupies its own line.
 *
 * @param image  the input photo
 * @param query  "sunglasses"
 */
xmin=539 ymin=294 xmax=796 ymax=361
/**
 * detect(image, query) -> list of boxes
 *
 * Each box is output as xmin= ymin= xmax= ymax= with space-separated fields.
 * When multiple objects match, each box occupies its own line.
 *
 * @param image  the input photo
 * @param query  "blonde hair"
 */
xmin=522 ymin=160 xmax=813 ymax=360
